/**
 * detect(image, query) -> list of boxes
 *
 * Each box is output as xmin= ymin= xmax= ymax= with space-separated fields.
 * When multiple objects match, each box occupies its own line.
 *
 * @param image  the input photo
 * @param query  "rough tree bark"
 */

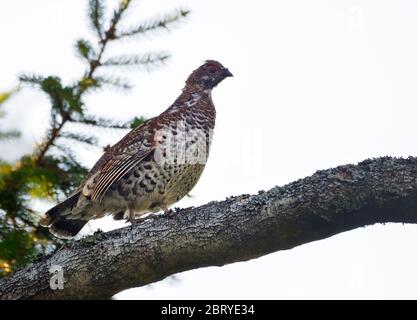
xmin=1 ymin=156 xmax=417 ymax=299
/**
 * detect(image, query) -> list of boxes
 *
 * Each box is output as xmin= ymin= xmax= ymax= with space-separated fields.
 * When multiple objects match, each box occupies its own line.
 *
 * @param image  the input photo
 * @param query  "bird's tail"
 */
xmin=40 ymin=191 xmax=87 ymax=239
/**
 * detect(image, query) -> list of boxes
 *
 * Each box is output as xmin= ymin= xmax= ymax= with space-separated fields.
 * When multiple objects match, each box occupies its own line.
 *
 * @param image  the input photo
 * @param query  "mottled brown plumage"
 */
xmin=40 ymin=60 xmax=233 ymax=238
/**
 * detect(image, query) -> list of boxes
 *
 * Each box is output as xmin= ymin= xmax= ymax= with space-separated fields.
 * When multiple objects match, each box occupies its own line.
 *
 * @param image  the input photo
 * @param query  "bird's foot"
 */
xmin=128 ymin=216 xmax=138 ymax=226
xmin=164 ymin=209 xmax=174 ymax=217
xmin=128 ymin=213 xmax=162 ymax=226
xmin=163 ymin=207 xmax=180 ymax=218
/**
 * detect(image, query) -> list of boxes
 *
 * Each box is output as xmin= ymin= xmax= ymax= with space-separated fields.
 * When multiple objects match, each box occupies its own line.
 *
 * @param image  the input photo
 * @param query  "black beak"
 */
xmin=223 ymin=68 xmax=233 ymax=77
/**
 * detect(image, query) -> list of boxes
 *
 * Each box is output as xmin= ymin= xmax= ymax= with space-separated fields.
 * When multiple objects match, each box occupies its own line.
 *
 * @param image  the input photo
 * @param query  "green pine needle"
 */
xmin=0 ymin=131 xmax=21 ymax=140
xmin=109 ymin=0 xmax=132 ymax=32
xmin=130 ymin=116 xmax=146 ymax=128
xmin=59 ymin=132 xmax=98 ymax=146
xmin=75 ymin=39 xmax=95 ymax=60
xmin=102 ymin=52 xmax=170 ymax=69
xmin=94 ymin=75 xmax=132 ymax=90
xmin=117 ymin=9 xmax=190 ymax=39
xmin=54 ymin=144 xmax=80 ymax=165
xmin=88 ymin=0 xmax=105 ymax=40
xmin=71 ymin=114 xmax=132 ymax=129
xmin=1 ymin=1 xmax=191 ymax=277
xmin=19 ymin=74 xmax=46 ymax=86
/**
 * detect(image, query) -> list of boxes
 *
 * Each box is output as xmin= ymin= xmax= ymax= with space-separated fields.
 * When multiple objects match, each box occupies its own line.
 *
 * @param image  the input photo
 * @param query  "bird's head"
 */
xmin=186 ymin=60 xmax=233 ymax=91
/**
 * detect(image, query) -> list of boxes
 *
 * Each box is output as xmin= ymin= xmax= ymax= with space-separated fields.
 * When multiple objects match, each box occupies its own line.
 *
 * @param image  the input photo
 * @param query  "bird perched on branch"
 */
xmin=40 ymin=60 xmax=233 ymax=238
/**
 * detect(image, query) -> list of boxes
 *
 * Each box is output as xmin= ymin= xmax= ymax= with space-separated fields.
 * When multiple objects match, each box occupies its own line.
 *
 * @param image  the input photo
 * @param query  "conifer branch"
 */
xmin=70 ymin=114 xmax=131 ymax=129
xmin=59 ymin=132 xmax=98 ymax=146
xmin=117 ymin=9 xmax=190 ymax=38
xmin=86 ymin=0 xmax=132 ymax=80
xmin=75 ymin=39 xmax=95 ymax=61
xmin=102 ymin=52 xmax=170 ymax=69
xmin=34 ymin=118 xmax=68 ymax=166
xmin=54 ymin=144 xmax=80 ymax=165
xmin=0 ymin=90 xmax=21 ymax=141
xmin=18 ymin=74 xmax=46 ymax=87
xmin=88 ymin=0 xmax=105 ymax=41
xmin=0 ymin=0 xmax=190 ymax=277
xmin=93 ymin=75 xmax=132 ymax=90
xmin=0 ymin=131 xmax=21 ymax=140
xmin=129 ymin=116 xmax=145 ymax=128
xmin=31 ymin=1 xmax=135 ymax=165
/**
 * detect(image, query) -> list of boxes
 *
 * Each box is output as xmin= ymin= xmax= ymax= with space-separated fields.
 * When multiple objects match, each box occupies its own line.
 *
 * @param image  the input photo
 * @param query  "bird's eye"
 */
xmin=207 ymin=65 xmax=218 ymax=74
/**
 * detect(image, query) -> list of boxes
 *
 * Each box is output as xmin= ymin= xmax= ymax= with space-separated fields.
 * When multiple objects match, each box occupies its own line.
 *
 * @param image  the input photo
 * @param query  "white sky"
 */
xmin=2 ymin=0 xmax=417 ymax=299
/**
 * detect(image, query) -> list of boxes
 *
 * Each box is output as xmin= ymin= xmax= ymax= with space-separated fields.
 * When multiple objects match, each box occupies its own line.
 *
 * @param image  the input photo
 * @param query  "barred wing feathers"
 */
xmin=82 ymin=122 xmax=156 ymax=203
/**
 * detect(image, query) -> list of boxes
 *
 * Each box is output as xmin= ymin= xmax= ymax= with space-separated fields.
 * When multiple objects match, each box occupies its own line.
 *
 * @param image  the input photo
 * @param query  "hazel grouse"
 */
xmin=40 ymin=60 xmax=233 ymax=238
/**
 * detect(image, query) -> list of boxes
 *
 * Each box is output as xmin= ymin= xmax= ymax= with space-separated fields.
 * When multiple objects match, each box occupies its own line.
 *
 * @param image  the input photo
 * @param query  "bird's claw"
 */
xmin=128 ymin=213 xmax=163 ymax=226
xmin=164 ymin=208 xmax=177 ymax=217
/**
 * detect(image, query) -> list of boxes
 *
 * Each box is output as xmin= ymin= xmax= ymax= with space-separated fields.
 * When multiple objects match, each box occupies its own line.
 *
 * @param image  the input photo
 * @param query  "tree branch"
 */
xmin=2 ymin=156 xmax=417 ymax=300
xmin=34 ymin=117 xmax=68 ymax=165
xmin=34 ymin=4 xmax=130 ymax=166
